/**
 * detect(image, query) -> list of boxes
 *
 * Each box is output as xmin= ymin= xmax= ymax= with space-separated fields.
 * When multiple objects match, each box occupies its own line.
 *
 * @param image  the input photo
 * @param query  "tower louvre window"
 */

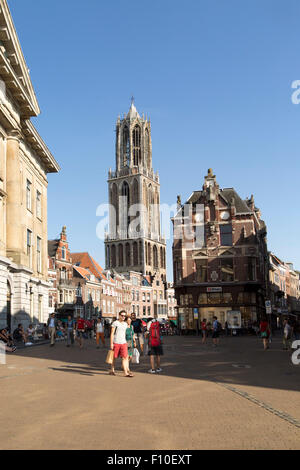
xmin=145 ymin=128 xmax=150 ymax=169
xmin=121 ymin=182 xmax=130 ymax=236
xmin=133 ymin=125 xmax=141 ymax=166
xmin=123 ymin=126 xmax=130 ymax=167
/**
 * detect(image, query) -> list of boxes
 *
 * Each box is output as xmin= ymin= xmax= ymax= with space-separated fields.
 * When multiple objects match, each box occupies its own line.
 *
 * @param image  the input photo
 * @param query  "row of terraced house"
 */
xmin=48 ymin=226 xmax=177 ymax=325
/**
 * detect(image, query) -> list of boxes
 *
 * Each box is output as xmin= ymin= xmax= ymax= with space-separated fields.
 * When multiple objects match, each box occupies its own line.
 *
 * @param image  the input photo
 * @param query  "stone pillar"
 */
xmin=42 ymin=184 xmax=48 ymax=278
xmin=6 ymin=131 xmax=22 ymax=264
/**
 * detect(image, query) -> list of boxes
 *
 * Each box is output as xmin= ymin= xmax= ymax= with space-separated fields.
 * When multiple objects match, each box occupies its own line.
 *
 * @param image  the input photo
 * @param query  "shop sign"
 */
xmin=207 ymin=287 xmax=222 ymax=293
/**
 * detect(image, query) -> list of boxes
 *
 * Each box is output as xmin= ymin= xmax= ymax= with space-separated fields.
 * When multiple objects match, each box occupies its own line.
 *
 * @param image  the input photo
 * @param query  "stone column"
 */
xmin=6 ymin=131 xmax=22 ymax=264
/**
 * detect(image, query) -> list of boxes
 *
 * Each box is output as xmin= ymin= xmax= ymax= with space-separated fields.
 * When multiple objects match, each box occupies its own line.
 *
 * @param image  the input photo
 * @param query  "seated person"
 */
xmin=0 ymin=328 xmax=17 ymax=352
xmin=26 ymin=324 xmax=35 ymax=342
xmin=13 ymin=324 xmax=26 ymax=343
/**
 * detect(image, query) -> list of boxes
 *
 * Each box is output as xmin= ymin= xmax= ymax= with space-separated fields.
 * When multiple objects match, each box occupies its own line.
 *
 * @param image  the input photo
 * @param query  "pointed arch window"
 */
xmin=118 ymin=244 xmax=124 ymax=267
xmin=122 ymin=182 xmax=130 ymax=237
xmin=110 ymin=183 xmax=119 ymax=232
xmin=133 ymin=242 xmax=138 ymax=266
xmin=153 ymin=245 xmax=158 ymax=269
xmin=126 ymin=243 xmax=131 ymax=266
xmin=148 ymin=184 xmax=154 ymax=238
xmin=123 ymin=126 xmax=130 ymax=167
xmin=145 ymin=128 xmax=150 ymax=170
xmin=111 ymin=245 xmax=116 ymax=267
xmin=133 ymin=125 xmax=141 ymax=166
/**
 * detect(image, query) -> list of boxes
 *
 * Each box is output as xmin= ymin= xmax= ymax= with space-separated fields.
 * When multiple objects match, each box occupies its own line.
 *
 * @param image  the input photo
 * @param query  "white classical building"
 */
xmin=0 ymin=1 xmax=59 ymax=330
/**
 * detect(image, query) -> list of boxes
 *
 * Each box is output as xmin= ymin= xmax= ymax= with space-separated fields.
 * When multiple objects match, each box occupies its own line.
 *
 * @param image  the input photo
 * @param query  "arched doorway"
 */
xmin=6 ymin=281 xmax=12 ymax=331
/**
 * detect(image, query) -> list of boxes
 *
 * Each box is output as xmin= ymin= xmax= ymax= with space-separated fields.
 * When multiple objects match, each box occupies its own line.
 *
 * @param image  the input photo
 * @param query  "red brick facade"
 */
xmin=173 ymin=170 xmax=268 ymax=330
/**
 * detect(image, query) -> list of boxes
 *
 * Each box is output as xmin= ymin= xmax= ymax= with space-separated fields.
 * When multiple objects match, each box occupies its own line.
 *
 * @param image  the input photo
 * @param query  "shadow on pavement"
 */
xmin=9 ymin=335 xmax=300 ymax=392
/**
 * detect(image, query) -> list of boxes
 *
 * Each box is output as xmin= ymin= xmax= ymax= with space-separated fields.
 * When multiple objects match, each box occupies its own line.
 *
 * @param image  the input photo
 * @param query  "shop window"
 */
xmin=248 ymin=257 xmax=257 ymax=281
xmin=208 ymin=293 xmax=221 ymax=304
xmin=195 ymin=259 xmax=207 ymax=282
xmin=223 ymin=293 xmax=233 ymax=304
xmin=221 ymin=258 xmax=234 ymax=282
xmin=198 ymin=293 xmax=208 ymax=304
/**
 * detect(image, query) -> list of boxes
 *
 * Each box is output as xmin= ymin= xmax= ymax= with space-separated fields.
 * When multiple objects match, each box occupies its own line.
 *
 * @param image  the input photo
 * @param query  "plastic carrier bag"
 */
xmin=132 ymin=348 xmax=140 ymax=364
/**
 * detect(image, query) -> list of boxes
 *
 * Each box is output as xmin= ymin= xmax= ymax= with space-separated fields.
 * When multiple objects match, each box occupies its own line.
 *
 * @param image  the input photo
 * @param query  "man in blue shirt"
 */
xmin=212 ymin=316 xmax=221 ymax=347
xmin=65 ymin=315 xmax=76 ymax=347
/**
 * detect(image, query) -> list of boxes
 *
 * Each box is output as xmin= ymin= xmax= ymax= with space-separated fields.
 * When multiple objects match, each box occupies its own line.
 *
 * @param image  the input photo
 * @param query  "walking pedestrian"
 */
xmin=259 ymin=316 xmax=270 ymax=350
xmin=65 ymin=315 xmax=75 ymax=347
xmin=147 ymin=315 xmax=163 ymax=374
xmin=126 ymin=316 xmax=137 ymax=374
xmin=76 ymin=316 xmax=85 ymax=350
xmin=131 ymin=313 xmax=144 ymax=355
xmin=201 ymin=318 xmax=207 ymax=344
xmin=96 ymin=317 xmax=105 ymax=349
xmin=109 ymin=311 xmax=133 ymax=377
xmin=283 ymin=319 xmax=292 ymax=350
xmin=294 ymin=320 xmax=300 ymax=341
xmin=47 ymin=313 xmax=57 ymax=347
xmin=212 ymin=316 xmax=221 ymax=347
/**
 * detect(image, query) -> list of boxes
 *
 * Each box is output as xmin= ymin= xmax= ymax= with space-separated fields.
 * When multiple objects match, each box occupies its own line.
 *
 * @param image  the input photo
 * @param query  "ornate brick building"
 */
xmin=105 ymin=100 xmax=166 ymax=281
xmin=48 ymin=227 xmax=75 ymax=316
xmin=173 ymin=169 xmax=268 ymax=330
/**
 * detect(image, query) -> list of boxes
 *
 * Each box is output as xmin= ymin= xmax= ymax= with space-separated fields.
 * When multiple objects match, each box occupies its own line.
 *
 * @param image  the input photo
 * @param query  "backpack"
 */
xmin=217 ymin=322 xmax=222 ymax=333
xmin=149 ymin=321 xmax=161 ymax=347
xmin=77 ymin=318 xmax=85 ymax=330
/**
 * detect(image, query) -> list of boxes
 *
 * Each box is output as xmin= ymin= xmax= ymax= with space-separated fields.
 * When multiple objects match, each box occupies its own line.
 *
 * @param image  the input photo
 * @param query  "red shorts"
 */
xmin=113 ymin=343 xmax=128 ymax=359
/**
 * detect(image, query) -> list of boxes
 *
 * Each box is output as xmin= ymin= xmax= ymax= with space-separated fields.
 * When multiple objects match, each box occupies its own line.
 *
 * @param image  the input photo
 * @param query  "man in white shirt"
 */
xmin=283 ymin=319 xmax=292 ymax=350
xmin=109 ymin=311 xmax=133 ymax=377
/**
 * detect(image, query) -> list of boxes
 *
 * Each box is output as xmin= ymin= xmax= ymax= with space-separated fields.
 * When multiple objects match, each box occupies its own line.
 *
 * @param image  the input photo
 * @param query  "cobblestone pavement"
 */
xmin=0 ymin=335 xmax=299 ymax=450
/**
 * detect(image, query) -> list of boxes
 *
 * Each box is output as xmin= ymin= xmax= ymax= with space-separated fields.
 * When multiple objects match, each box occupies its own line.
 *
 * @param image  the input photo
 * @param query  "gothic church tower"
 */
xmin=105 ymin=100 xmax=166 ymax=281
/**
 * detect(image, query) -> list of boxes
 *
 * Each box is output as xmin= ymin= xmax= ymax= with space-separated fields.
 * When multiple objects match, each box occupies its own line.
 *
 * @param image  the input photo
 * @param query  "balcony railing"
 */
xmin=105 ymin=230 xmax=165 ymax=244
xmin=59 ymin=278 xmax=74 ymax=287
xmin=108 ymin=166 xmax=159 ymax=183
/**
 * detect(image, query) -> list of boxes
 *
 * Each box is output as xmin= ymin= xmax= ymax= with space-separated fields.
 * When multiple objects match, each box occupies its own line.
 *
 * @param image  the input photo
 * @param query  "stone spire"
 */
xmin=127 ymin=98 xmax=140 ymax=120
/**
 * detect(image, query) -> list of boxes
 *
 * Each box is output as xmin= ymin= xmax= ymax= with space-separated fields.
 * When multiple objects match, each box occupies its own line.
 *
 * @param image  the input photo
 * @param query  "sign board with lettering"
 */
xmin=207 ymin=287 xmax=222 ymax=293
xmin=265 ymin=300 xmax=272 ymax=314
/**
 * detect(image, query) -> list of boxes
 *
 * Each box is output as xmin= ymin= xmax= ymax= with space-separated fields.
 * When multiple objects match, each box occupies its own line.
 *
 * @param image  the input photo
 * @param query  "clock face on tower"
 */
xmin=220 ymin=211 xmax=230 ymax=221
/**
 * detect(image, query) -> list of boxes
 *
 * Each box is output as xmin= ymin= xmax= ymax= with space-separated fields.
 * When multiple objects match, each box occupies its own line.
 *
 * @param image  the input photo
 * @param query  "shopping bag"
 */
xmin=144 ymin=342 xmax=149 ymax=356
xmin=132 ymin=348 xmax=140 ymax=364
xmin=106 ymin=349 xmax=114 ymax=364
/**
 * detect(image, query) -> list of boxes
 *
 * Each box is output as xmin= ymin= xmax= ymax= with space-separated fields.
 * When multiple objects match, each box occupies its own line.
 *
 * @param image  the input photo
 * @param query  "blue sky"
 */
xmin=9 ymin=0 xmax=300 ymax=278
